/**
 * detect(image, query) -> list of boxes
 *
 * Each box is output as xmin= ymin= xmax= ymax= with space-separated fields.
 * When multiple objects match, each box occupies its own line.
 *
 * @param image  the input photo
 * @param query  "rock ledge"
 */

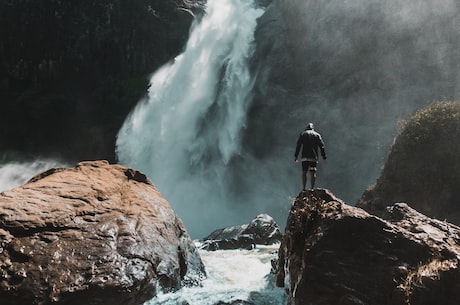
xmin=277 ymin=189 xmax=460 ymax=305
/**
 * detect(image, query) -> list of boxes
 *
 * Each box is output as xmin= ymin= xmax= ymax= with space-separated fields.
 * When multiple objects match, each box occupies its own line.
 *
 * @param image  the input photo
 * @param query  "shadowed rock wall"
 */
xmin=0 ymin=0 xmax=204 ymax=161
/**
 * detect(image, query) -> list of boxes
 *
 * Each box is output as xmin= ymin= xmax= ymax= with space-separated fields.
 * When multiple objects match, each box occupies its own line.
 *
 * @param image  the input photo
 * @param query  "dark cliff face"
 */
xmin=0 ymin=0 xmax=204 ymax=162
xmin=358 ymin=101 xmax=460 ymax=225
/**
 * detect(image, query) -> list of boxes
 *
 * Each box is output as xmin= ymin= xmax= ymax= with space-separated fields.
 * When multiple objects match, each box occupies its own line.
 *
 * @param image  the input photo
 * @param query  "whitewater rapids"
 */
xmin=145 ymin=244 xmax=286 ymax=305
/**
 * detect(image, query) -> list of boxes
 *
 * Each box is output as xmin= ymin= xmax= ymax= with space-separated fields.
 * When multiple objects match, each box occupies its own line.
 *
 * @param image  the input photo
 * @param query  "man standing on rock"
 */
xmin=294 ymin=122 xmax=327 ymax=190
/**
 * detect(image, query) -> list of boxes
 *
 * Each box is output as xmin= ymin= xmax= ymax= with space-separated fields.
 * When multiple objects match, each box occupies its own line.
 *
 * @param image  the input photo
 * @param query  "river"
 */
xmin=146 ymin=244 xmax=286 ymax=305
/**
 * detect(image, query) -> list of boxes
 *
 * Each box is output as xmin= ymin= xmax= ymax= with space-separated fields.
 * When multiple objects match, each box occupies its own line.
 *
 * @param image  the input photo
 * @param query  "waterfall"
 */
xmin=116 ymin=0 xmax=266 ymax=238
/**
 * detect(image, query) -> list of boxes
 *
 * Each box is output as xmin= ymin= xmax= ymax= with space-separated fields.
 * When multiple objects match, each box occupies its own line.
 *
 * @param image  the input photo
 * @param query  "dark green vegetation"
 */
xmin=359 ymin=101 xmax=460 ymax=224
xmin=0 ymin=0 xmax=202 ymax=161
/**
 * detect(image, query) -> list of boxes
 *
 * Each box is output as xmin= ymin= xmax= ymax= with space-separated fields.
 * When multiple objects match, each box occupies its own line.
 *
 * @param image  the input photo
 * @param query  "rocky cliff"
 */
xmin=277 ymin=189 xmax=460 ymax=305
xmin=358 ymin=101 xmax=460 ymax=225
xmin=0 ymin=0 xmax=204 ymax=161
xmin=0 ymin=160 xmax=205 ymax=305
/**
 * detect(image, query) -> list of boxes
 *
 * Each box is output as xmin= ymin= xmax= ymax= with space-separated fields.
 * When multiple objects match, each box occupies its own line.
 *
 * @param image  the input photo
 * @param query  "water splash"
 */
xmin=0 ymin=159 xmax=67 ymax=191
xmin=116 ymin=0 xmax=265 ymax=238
xmin=145 ymin=244 xmax=286 ymax=305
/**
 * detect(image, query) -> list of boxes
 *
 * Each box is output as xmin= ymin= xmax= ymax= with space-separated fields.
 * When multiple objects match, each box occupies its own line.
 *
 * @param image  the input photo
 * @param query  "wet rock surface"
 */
xmin=277 ymin=188 xmax=460 ymax=305
xmin=200 ymin=214 xmax=282 ymax=251
xmin=0 ymin=160 xmax=205 ymax=305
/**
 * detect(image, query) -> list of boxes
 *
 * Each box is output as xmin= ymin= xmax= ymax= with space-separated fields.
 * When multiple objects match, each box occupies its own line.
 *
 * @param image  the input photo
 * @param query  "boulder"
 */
xmin=0 ymin=160 xmax=205 ymax=305
xmin=358 ymin=101 xmax=460 ymax=225
xmin=277 ymin=189 xmax=460 ymax=305
xmin=200 ymin=214 xmax=282 ymax=251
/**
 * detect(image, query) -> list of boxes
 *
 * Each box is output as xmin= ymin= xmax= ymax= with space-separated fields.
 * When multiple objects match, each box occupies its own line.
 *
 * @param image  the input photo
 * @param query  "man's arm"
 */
xmin=318 ymin=135 xmax=327 ymax=160
xmin=294 ymin=134 xmax=302 ymax=162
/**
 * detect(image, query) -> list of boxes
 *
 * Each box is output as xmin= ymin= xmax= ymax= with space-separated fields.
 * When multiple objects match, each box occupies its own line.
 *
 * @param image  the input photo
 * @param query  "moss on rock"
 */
xmin=359 ymin=101 xmax=460 ymax=224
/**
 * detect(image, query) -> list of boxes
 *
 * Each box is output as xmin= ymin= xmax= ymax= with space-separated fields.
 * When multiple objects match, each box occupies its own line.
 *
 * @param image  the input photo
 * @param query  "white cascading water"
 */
xmin=0 ymin=159 xmax=67 ymax=192
xmin=146 ymin=244 xmax=286 ymax=305
xmin=116 ymin=0 xmax=266 ymax=238
xmin=117 ymin=1 xmax=287 ymax=303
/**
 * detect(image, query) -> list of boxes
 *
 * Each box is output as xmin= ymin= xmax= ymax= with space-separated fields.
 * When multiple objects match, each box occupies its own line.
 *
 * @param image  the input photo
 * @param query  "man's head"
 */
xmin=306 ymin=122 xmax=314 ymax=130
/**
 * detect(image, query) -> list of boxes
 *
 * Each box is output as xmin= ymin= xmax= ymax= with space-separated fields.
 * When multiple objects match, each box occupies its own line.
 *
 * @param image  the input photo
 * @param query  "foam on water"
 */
xmin=0 ymin=159 xmax=67 ymax=191
xmin=146 ymin=244 xmax=286 ymax=305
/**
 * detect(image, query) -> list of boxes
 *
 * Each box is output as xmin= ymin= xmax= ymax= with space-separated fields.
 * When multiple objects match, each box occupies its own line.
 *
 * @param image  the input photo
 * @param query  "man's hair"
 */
xmin=306 ymin=122 xmax=314 ymax=130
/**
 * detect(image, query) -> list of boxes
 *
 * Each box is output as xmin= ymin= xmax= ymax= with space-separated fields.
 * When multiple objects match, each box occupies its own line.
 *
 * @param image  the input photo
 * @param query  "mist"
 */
xmin=245 ymin=0 xmax=460 ymax=202
xmin=117 ymin=0 xmax=460 ymax=238
xmin=0 ymin=159 xmax=67 ymax=192
xmin=117 ymin=0 xmax=266 ymax=238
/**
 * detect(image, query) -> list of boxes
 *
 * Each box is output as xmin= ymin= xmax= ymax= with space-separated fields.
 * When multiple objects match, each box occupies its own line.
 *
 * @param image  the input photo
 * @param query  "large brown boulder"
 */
xmin=358 ymin=101 xmax=460 ymax=224
xmin=277 ymin=189 xmax=460 ymax=305
xmin=0 ymin=160 xmax=205 ymax=305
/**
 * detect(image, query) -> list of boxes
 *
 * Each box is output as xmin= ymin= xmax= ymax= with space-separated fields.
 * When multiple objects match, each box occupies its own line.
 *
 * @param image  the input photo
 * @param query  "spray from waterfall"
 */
xmin=116 ymin=0 xmax=265 ymax=238
xmin=0 ymin=159 xmax=67 ymax=191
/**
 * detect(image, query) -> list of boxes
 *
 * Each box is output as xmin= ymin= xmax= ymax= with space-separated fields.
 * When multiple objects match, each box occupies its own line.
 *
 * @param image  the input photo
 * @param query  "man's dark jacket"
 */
xmin=295 ymin=129 xmax=327 ymax=160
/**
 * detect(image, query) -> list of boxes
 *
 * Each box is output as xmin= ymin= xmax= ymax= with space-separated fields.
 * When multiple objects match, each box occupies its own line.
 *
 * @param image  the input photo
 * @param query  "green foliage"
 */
xmin=398 ymin=101 xmax=460 ymax=146
xmin=375 ymin=101 xmax=460 ymax=221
